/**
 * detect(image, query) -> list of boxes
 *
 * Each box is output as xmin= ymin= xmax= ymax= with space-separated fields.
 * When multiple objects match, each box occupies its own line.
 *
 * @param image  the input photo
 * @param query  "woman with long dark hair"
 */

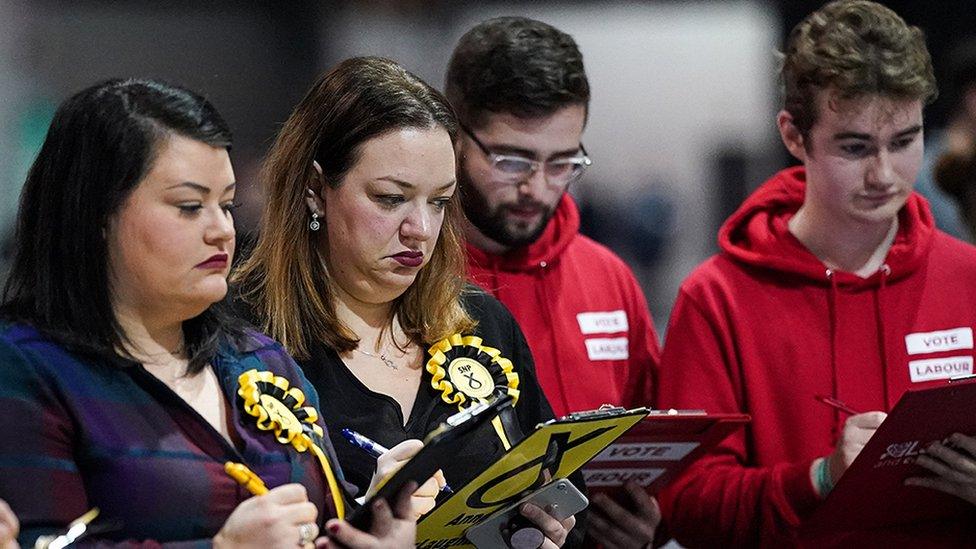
xmin=0 ymin=78 xmax=414 ymax=548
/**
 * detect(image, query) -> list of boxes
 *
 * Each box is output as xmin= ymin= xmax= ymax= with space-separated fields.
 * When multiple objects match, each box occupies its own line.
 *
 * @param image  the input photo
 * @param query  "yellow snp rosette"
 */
xmin=237 ymin=369 xmax=345 ymax=520
xmin=426 ymin=334 xmax=521 ymax=449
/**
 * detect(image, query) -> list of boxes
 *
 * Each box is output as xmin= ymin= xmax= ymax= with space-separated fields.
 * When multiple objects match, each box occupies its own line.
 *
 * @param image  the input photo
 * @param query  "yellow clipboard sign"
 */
xmin=416 ymin=407 xmax=649 ymax=549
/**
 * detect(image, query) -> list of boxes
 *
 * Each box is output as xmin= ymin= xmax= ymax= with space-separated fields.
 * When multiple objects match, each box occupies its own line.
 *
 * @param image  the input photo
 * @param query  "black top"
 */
xmin=299 ymin=288 xmax=555 ymax=497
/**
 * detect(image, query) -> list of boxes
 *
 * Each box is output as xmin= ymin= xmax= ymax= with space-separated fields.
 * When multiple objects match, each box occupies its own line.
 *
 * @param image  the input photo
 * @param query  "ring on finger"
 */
xmin=298 ymin=521 xmax=317 ymax=546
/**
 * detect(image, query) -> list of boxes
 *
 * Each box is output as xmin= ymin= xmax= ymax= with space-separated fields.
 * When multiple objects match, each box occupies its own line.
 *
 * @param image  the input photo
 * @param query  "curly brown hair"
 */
xmin=781 ymin=0 xmax=937 ymax=141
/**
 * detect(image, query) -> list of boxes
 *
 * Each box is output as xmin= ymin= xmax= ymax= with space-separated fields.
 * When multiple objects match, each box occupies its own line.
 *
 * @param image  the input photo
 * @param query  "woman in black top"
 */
xmin=234 ymin=57 xmax=578 ymax=547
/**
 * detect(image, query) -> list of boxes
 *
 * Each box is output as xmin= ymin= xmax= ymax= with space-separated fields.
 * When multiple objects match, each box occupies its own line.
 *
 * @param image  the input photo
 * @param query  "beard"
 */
xmin=458 ymin=169 xmax=558 ymax=249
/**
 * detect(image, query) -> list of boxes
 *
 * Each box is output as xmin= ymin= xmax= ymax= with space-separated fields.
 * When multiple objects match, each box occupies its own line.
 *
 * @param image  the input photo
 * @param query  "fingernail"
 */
xmin=328 ymin=523 xmax=339 ymax=534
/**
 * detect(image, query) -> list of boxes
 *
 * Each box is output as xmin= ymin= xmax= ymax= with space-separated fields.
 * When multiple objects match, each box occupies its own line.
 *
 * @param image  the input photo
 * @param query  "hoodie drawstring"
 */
xmin=874 ymin=264 xmax=892 ymax=411
xmin=826 ymin=269 xmax=840 ymax=439
xmin=826 ymin=263 xmax=893 ymax=441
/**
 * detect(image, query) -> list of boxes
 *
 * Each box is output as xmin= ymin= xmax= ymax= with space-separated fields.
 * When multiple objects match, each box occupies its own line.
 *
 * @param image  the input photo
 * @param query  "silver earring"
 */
xmin=309 ymin=212 xmax=321 ymax=232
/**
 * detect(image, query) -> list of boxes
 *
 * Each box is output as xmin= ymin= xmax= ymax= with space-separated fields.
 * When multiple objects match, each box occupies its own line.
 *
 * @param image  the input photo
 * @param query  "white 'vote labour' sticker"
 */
xmin=904 ymin=327 xmax=973 ymax=355
xmin=908 ymin=355 xmax=973 ymax=383
xmin=576 ymin=310 xmax=629 ymax=335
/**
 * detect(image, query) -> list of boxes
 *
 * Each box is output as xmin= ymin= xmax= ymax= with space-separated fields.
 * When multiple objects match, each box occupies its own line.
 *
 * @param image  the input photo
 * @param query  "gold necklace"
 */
xmin=355 ymin=347 xmax=398 ymax=370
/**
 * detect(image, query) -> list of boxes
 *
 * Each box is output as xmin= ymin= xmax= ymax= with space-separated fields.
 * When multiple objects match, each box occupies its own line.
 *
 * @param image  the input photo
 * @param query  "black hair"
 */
xmin=2 ymin=78 xmax=242 ymax=373
xmin=445 ymin=16 xmax=590 ymax=128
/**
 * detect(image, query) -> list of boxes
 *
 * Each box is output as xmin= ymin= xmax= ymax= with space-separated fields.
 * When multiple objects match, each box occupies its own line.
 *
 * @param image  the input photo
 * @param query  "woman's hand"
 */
xmin=318 ymin=481 xmax=417 ymax=549
xmin=367 ymin=439 xmax=446 ymax=519
xmin=906 ymin=433 xmax=976 ymax=504
xmin=0 ymin=499 xmax=19 ymax=549
xmin=214 ymin=484 xmax=319 ymax=549
xmin=588 ymin=480 xmax=661 ymax=549
xmin=519 ymin=502 xmax=576 ymax=548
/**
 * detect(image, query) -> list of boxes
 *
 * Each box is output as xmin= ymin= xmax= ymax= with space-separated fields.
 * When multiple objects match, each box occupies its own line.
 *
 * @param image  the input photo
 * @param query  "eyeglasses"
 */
xmin=461 ymin=125 xmax=592 ymax=188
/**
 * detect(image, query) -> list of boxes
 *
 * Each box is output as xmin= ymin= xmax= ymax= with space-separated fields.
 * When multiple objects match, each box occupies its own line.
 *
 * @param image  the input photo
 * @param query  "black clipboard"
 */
xmin=347 ymin=394 xmax=514 ymax=530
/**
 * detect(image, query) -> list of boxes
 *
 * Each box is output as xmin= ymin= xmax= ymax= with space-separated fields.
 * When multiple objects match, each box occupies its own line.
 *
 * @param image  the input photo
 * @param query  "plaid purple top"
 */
xmin=0 ymin=323 xmax=348 ymax=547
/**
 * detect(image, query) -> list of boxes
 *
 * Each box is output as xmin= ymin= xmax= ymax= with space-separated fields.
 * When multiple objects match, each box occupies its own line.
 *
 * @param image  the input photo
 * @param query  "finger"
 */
xmin=848 ymin=411 xmax=887 ymax=429
xmin=266 ymin=483 xmax=310 ymax=504
xmin=385 ymin=439 xmax=424 ymax=461
xmin=586 ymin=509 xmax=628 ymax=549
xmin=392 ymin=481 xmax=418 ymax=520
xmin=905 ymin=475 xmax=974 ymax=500
xmin=280 ymin=501 xmax=320 ymax=525
xmin=520 ymin=503 xmax=566 ymax=546
xmin=410 ymin=494 xmax=437 ymax=518
xmin=369 ymin=498 xmax=394 ymax=538
xmin=925 ymin=442 xmax=976 ymax=477
xmin=432 ymin=469 xmax=447 ymax=490
xmin=560 ymin=513 xmax=575 ymax=532
xmin=413 ymin=476 xmax=440 ymax=499
xmin=948 ymin=433 xmax=976 ymax=459
xmin=915 ymin=453 xmax=976 ymax=484
xmin=626 ymin=482 xmax=662 ymax=527
xmin=591 ymin=493 xmax=654 ymax=543
xmin=325 ymin=518 xmax=376 ymax=548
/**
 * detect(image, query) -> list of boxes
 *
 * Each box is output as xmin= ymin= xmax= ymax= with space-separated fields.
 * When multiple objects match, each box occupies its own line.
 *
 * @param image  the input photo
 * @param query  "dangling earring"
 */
xmin=309 ymin=212 xmax=321 ymax=232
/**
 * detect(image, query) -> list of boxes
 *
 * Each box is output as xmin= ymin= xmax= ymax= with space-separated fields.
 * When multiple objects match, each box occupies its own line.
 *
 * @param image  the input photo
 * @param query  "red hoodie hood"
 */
xmin=718 ymin=166 xmax=936 ymax=288
xmin=465 ymin=193 xmax=579 ymax=271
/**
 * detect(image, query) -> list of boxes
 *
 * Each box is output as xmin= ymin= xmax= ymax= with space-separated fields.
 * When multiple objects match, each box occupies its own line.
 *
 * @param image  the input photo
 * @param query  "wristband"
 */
xmin=814 ymin=457 xmax=835 ymax=496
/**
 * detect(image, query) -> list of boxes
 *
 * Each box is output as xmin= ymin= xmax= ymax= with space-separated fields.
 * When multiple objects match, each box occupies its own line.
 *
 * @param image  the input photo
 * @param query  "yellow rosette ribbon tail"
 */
xmin=237 ymin=369 xmax=345 ymax=520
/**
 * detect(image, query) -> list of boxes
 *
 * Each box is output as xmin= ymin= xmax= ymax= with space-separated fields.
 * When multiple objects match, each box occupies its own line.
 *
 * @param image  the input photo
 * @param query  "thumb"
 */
xmin=383 ymin=439 xmax=424 ymax=463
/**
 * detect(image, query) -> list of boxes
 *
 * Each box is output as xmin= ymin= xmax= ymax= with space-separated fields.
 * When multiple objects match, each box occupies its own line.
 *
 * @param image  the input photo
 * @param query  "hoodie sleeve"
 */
xmin=655 ymin=287 xmax=820 ymax=548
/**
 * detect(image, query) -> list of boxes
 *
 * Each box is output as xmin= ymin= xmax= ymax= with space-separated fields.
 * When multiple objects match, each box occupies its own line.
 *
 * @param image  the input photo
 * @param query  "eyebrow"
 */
xmin=166 ymin=182 xmax=237 ymax=194
xmin=485 ymin=143 xmax=583 ymax=160
xmin=833 ymin=125 xmax=922 ymax=141
xmin=377 ymin=176 xmax=457 ymax=191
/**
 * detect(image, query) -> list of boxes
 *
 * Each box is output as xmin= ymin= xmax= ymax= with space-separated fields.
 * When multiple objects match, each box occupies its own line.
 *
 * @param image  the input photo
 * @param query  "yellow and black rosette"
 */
xmin=237 ymin=369 xmax=345 ymax=519
xmin=426 ymin=334 xmax=521 ymax=448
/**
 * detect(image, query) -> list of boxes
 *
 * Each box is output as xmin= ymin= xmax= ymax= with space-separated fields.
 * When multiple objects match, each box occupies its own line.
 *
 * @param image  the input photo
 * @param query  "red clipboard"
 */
xmin=804 ymin=380 xmax=976 ymax=534
xmin=580 ymin=410 xmax=749 ymax=498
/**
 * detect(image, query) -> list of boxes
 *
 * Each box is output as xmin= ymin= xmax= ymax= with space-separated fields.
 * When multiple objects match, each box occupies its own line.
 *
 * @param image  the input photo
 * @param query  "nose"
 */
xmin=205 ymin=206 xmax=235 ymax=247
xmin=866 ymin=149 xmax=895 ymax=190
xmin=400 ymin=204 xmax=434 ymax=242
xmin=517 ymin=166 xmax=550 ymax=199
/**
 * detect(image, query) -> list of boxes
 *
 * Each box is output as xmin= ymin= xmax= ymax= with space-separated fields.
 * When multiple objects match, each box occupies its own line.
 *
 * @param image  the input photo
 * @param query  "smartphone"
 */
xmin=464 ymin=479 xmax=588 ymax=549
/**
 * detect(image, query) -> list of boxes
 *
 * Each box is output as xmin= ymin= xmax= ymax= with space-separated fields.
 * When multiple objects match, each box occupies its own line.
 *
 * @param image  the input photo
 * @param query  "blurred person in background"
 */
xmin=446 ymin=18 xmax=662 ymax=547
xmin=234 ymin=56 xmax=579 ymax=548
xmin=657 ymin=1 xmax=976 ymax=546
xmin=914 ymin=37 xmax=976 ymax=242
xmin=0 ymin=78 xmax=415 ymax=549
xmin=928 ymin=38 xmax=976 ymax=242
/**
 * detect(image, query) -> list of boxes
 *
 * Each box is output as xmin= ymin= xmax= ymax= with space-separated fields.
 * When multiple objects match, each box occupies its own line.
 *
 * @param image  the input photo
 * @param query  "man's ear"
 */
xmin=777 ymin=110 xmax=808 ymax=163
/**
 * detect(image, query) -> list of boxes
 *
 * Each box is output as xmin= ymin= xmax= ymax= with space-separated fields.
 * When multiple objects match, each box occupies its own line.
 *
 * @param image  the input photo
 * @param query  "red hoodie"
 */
xmin=466 ymin=194 xmax=660 ymax=417
xmin=657 ymin=167 xmax=976 ymax=547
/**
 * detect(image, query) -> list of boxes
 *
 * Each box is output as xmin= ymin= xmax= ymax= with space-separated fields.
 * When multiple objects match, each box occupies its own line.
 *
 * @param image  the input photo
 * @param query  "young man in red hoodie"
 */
xmin=657 ymin=1 xmax=976 ymax=546
xmin=446 ymin=16 xmax=662 ymax=547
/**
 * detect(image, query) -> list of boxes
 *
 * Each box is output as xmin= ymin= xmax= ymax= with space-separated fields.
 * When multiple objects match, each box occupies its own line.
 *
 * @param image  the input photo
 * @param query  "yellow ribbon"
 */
xmin=426 ymin=334 xmax=521 ymax=449
xmin=237 ymin=369 xmax=345 ymax=520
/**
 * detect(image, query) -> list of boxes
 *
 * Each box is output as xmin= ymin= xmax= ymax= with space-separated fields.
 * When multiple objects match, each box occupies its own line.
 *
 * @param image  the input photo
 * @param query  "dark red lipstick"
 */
xmin=391 ymin=250 xmax=423 ymax=267
xmin=196 ymin=253 xmax=229 ymax=269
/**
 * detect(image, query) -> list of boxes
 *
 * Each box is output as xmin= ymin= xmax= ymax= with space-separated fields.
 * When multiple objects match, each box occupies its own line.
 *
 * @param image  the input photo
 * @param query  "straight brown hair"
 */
xmin=233 ymin=57 xmax=474 ymax=359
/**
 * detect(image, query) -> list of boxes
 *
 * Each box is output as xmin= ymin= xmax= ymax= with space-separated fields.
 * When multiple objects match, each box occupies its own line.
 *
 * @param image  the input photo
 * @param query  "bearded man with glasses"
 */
xmin=446 ymin=16 xmax=662 ymax=548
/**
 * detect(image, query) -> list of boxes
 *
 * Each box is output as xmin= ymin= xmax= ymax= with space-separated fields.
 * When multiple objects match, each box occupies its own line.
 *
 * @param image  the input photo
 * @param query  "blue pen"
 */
xmin=340 ymin=428 xmax=453 ymax=494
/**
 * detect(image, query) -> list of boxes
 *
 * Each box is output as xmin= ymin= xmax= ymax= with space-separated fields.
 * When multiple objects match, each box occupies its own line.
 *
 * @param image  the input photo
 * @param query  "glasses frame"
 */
xmin=461 ymin=125 xmax=592 ymax=188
